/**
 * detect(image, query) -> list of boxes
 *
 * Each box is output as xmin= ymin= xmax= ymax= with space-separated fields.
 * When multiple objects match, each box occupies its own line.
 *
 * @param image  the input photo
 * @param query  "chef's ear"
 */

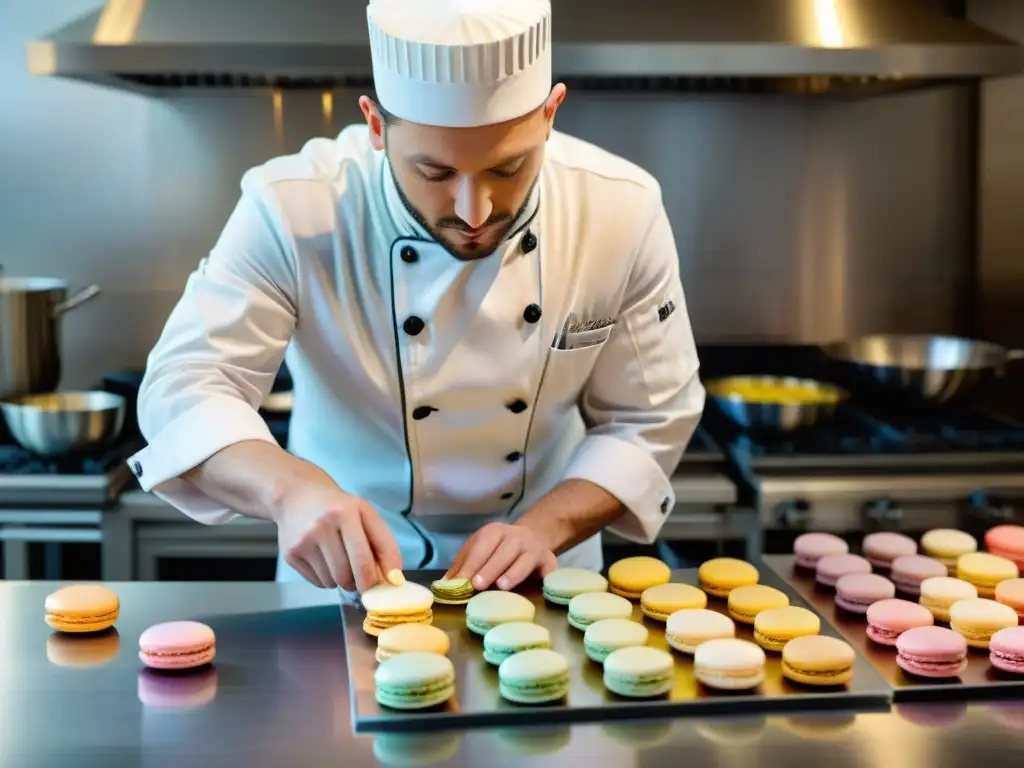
xmin=359 ymin=95 xmax=387 ymax=151
xmin=543 ymin=84 xmax=567 ymax=139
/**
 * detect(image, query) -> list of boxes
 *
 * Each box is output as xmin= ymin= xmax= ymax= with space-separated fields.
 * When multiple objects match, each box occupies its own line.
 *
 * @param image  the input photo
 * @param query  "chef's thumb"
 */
xmin=360 ymin=504 xmax=403 ymax=575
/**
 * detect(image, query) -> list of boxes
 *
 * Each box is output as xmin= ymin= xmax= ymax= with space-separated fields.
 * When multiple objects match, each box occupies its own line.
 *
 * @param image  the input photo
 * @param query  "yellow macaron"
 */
xmin=640 ymin=583 xmax=707 ymax=621
xmin=699 ymin=558 xmax=760 ymax=599
xmin=727 ymin=584 xmax=789 ymax=624
xmin=45 ymin=585 xmax=120 ymax=633
xmin=956 ymin=553 xmax=1019 ymax=598
xmin=375 ymin=623 xmax=450 ymax=663
xmin=920 ymin=529 xmax=978 ymax=575
xmin=607 ymin=557 xmax=671 ymax=600
xmin=753 ymin=606 xmax=821 ymax=652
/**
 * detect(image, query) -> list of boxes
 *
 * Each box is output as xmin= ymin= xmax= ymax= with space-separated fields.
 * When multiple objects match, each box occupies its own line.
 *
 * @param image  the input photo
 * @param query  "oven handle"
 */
xmin=758 ymin=474 xmax=1024 ymax=504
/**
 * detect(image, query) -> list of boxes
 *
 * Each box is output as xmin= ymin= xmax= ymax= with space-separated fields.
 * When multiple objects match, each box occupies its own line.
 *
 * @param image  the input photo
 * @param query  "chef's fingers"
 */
xmin=318 ymin=529 xmax=355 ymax=591
xmin=287 ymin=553 xmax=328 ymax=589
xmin=455 ymin=525 xmax=503 ymax=586
xmin=339 ymin=512 xmax=380 ymax=593
xmin=303 ymin=550 xmax=336 ymax=589
xmin=360 ymin=504 xmax=403 ymax=577
xmin=539 ymin=550 xmax=559 ymax=577
xmin=496 ymin=551 xmax=537 ymax=591
xmin=445 ymin=539 xmax=472 ymax=580
xmin=471 ymin=537 xmax=523 ymax=592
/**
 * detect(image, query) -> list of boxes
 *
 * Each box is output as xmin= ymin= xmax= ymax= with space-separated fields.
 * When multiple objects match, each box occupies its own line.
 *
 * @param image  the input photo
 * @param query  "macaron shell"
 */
xmin=753 ymin=607 xmax=820 ymax=652
xmin=138 ymin=621 xmax=216 ymax=670
xmin=921 ymin=529 xmax=978 ymax=573
xmin=362 ymin=582 xmax=435 ymax=615
xmin=949 ymin=598 xmax=1018 ymax=648
xmin=895 ymin=626 xmax=967 ymax=679
xmin=995 ymin=578 xmax=1024 ymax=618
xmin=956 ymin=553 xmax=1019 ymax=597
xmin=498 ymin=648 xmax=570 ymax=704
xmin=376 ymin=623 xmax=450 ymax=662
xmin=793 ymin=533 xmax=849 ymax=569
xmin=44 ymin=585 xmax=120 ymax=633
xmin=865 ymin=599 xmax=934 ymax=646
xmin=693 ymin=638 xmax=766 ymax=690
xmin=584 ymin=618 xmax=649 ymax=662
xmin=989 ymin=626 xmax=1024 ymax=674
xmin=542 ymin=568 xmax=608 ymax=604
xmin=603 ymin=646 xmax=674 ymax=698
xmin=430 ymin=577 xmax=474 ymax=605
xmin=726 ymin=585 xmax=789 ymax=624
xmin=985 ymin=525 xmax=1024 ymax=566
xmin=664 ymin=609 xmax=735 ymax=653
xmin=919 ymin=577 xmax=978 ymax=622
xmin=834 ymin=573 xmax=895 ymax=614
xmin=374 ymin=652 xmax=455 ymax=710
xmin=567 ymin=592 xmax=633 ymax=630
xmin=607 ymin=557 xmax=671 ymax=599
xmin=862 ymin=532 xmax=917 ymax=568
xmin=482 ymin=622 xmax=552 ymax=665
xmin=815 ymin=554 xmax=872 ymax=587
xmin=640 ymin=583 xmax=707 ymax=620
xmin=890 ymin=555 xmax=948 ymax=596
xmin=465 ymin=591 xmax=536 ymax=634
xmin=698 ymin=558 xmax=760 ymax=598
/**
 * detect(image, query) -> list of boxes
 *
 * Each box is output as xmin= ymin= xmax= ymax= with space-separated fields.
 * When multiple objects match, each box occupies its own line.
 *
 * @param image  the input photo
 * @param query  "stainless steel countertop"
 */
xmin=8 ymin=580 xmax=1024 ymax=766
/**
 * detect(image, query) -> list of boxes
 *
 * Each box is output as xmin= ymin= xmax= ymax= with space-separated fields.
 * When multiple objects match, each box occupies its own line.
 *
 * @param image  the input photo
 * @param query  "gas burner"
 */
xmin=0 ymin=443 xmax=127 ymax=476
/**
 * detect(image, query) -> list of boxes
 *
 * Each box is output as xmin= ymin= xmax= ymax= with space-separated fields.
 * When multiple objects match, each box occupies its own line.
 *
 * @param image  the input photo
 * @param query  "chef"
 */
xmin=128 ymin=0 xmax=705 ymax=595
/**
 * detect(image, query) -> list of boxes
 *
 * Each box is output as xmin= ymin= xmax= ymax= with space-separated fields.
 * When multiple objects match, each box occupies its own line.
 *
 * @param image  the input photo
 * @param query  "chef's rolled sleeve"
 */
xmin=563 ymin=188 xmax=705 ymax=543
xmin=131 ymin=171 xmax=299 ymax=524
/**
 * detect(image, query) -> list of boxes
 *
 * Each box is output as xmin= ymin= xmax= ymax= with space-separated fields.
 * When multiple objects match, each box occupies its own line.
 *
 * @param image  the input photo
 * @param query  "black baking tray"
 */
xmin=342 ymin=566 xmax=892 ymax=733
xmin=764 ymin=555 xmax=1024 ymax=702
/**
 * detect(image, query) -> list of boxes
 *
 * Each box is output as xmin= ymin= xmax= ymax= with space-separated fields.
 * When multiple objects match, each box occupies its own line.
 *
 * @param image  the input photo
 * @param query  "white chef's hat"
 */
xmin=367 ymin=0 xmax=552 ymax=128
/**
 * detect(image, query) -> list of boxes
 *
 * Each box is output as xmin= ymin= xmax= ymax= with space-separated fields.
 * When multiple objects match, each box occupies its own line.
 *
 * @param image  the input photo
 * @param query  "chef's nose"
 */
xmin=454 ymin=177 xmax=492 ymax=229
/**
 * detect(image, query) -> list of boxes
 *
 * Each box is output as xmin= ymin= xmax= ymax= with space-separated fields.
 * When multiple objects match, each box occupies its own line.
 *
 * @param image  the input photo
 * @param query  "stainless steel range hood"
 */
xmin=26 ymin=0 xmax=1024 ymax=95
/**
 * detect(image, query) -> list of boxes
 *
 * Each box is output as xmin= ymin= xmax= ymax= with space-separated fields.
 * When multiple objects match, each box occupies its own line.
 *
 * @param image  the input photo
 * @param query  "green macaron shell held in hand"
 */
xmin=498 ymin=648 xmax=570 ymax=704
xmin=483 ymin=622 xmax=552 ymax=666
xmin=374 ymin=652 xmax=455 ymax=710
xmin=542 ymin=568 xmax=609 ymax=605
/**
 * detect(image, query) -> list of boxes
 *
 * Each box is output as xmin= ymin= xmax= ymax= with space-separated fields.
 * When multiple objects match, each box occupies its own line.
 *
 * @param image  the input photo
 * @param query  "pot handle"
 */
xmin=52 ymin=284 xmax=101 ymax=317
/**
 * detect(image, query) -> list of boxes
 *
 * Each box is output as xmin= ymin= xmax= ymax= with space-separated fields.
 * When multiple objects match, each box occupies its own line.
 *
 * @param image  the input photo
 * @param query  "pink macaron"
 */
xmin=794 ymin=533 xmax=849 ymax=570
xmin=989 ymin=626 xmax=1024 ymax=675
xmin=862 ymin=532 xmax=917 ymax=570
xmin=986 ymin=526 xmax=1024 ymax=569
xmin=816 ymin=554 xmax=872 ymax=588
xmin=866 ymin=598 xmax=934 ymax=646
xmin=139 ymin=621 xmax=216 ymax=670
xmin=890 ymin=555 xmax=948 ymax=597
xmin=896 ymin=626 xmax=968 ymax=679
xmin=834 ymin=573 xmax=895 ymax=614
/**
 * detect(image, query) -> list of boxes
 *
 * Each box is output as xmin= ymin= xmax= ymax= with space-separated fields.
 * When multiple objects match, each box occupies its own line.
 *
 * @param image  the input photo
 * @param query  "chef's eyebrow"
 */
xmin=410 ymin=152 xmax=528 ymax=172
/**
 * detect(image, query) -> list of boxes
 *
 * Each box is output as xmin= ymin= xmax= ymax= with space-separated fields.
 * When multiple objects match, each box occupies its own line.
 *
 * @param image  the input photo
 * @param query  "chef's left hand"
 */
xmin=446 ymin=522 xmax=558 ymax=592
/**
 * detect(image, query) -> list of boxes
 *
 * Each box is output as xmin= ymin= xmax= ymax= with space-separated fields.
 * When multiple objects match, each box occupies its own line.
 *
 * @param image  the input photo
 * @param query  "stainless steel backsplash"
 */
xmin=2 ymin=2 xmax=978 ymax=390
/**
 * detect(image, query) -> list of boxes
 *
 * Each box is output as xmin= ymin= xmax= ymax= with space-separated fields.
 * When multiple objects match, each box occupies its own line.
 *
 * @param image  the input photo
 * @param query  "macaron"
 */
xmin=694 ymin=638 xmax=766 ymax=691
xmin=497 ymin=648 xmax=569 ymax=704
xmin=698 ymin=558 xmax=759 ymax=599
xmin=834 ymin=573 xmax=895 ymax=614
xmin=727 ymin=584 xmax=789 ymax=624
xmin=862 ymin=532 xmax=917 ymax=570
xmin=464 ymin=591 xmax=535 ymax=636
xmin=985 ymin=525 xmax=1024 ymax=569
xmin=567 ymin=591 xmax=633 ymax=631
xmin=995 ymin=578 xmax=1024 ymax=619
xmin=664 ymin=608 xmax=736 ymax=653
xmin=919 ymin=576 xmax=977 ymax=622
xmin=603 ymin=646 xmax=674 ymax=698
xmin=793 ymin=532 xmax=849 ymax=570
xmin=44 ymin=584 xmax=119 ymax=633
xmin=949 ymin=598 xmax=1018 ymax=649
xmin=640 ymin=583 xmax=707 ymax=621
xmin=607 ymin=557 xmax=671 ymax=599
xmin=362 ymin=582 xmax=434 ymax=636
xmin=890 ymin=555 xmax=948 ymax=597
xmin=376 ymin=623 xmax=450 ymax=663
xmin=482 ymin=622 xmax=552 ymax=666
xmin=956 ymin=552 xmax=1019 ymax=598
xmin=374 ymin=652 xmax=455 ymax=710
xmin=921 ymin=529 xmax=978 ymax=574
xmin=542 ymin=568 xmax=608 ymax=605
xmin=866 ymin=598 xmax=934 ymax=646
xmin=989 ymin=626 xmax=1024 ymax=674
xmin=781 ymin=635 xmax=855 ymax=686
xmin=895 ymin=626 xmax=967 ymax=679
xmin=583 ymin=618 xmax=649 ymax=663
xmin=753 ymin=606 xmax=820 ymax=652
xmin=430 ymin=577 xmax=474 ymax=605
xmin=138 ymin=621 xmax=216 ymax=670
xmin=815 ymin=554 xmax=872 ymax=588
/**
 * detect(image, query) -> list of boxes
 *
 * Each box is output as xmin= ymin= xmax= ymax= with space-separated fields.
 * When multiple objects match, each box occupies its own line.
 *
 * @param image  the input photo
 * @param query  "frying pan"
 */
xmin=822 ymin=334 xmax=1024 ymax=403
xmin=705 ymin=375 xmax=848 ymax=432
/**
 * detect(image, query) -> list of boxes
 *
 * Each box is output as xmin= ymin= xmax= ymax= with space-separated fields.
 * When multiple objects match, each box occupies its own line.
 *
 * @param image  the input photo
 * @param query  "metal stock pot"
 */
xmin=0 ymin=277 xmax=101 ymax=397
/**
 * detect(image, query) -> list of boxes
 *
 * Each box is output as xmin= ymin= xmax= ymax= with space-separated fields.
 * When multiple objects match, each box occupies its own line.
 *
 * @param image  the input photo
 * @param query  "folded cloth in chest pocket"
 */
xmin=564 ymin=325 xmax=613 ymax=350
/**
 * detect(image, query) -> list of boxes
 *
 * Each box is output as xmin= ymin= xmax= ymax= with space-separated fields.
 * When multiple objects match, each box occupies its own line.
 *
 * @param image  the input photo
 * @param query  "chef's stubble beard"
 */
xmin=386 ymin=159 xmax=538 ymax=261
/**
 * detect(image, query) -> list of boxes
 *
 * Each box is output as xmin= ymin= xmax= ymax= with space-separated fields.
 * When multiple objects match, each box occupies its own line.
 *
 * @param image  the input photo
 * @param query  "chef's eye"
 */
xmin=491 ymin=162 xmax=524 ymax=179
xmin=417 ymin=166 xmax=455 ymax=183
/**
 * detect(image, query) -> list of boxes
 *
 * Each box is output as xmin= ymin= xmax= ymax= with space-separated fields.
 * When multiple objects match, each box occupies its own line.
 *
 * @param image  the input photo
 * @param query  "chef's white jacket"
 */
xmin=129 ymin=125 xmax=705 ymax=580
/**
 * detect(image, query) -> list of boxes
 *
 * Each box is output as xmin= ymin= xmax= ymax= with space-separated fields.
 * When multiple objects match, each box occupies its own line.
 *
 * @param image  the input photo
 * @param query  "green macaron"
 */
xmin=603 ymin=646 xmax=674 ymax=698
xmin=583 ymin=618 xmax=649 ymax=663
xmin=498 ymin=648 xmax=570 ymax=704
xmin=542 ymin=568 xmax=608 ymax=605
xmin=430 ymin=577 xmax=475 ymax=605
xmin=465 ymin=591 xmax=536 ymax=636
xmin=483 ymin=622 xmax=552 ymax=666
xmin=374 ymin=652 xmax=455 ymax=710
xmin=567 ymin=592 xmax=633 ymax=631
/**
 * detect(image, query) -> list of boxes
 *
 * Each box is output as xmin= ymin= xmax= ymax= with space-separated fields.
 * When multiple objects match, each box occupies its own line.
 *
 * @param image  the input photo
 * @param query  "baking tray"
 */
xmin=342 ymin=567 xmax=892 ymax=733
xmin=764 ymin=555 xmax=1024 ymax=702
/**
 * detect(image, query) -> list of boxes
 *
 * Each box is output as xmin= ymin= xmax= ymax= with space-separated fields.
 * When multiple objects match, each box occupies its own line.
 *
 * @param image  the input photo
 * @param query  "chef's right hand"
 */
xmin=272 ymin=485 xmax=402 ymax=593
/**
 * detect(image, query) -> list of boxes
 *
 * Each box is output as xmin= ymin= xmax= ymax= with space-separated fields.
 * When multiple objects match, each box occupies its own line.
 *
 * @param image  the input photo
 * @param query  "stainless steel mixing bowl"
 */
xmin=0 ymin=391 xmax=126 ymax=456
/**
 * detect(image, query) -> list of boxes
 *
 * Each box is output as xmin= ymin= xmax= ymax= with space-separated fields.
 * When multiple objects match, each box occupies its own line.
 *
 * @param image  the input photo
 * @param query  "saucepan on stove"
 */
xmin=0 ymin=391 xmax=125 ymax=456
xmin=822 ymin=334 xmax=1024 ymax=404
xmin=704 ymin=375 xmax=848 ymax=432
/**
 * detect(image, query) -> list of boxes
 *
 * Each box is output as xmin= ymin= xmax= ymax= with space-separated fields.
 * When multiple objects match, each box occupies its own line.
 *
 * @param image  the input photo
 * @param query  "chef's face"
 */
xmin=359 ymin=86 xmax=566 ymax=259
